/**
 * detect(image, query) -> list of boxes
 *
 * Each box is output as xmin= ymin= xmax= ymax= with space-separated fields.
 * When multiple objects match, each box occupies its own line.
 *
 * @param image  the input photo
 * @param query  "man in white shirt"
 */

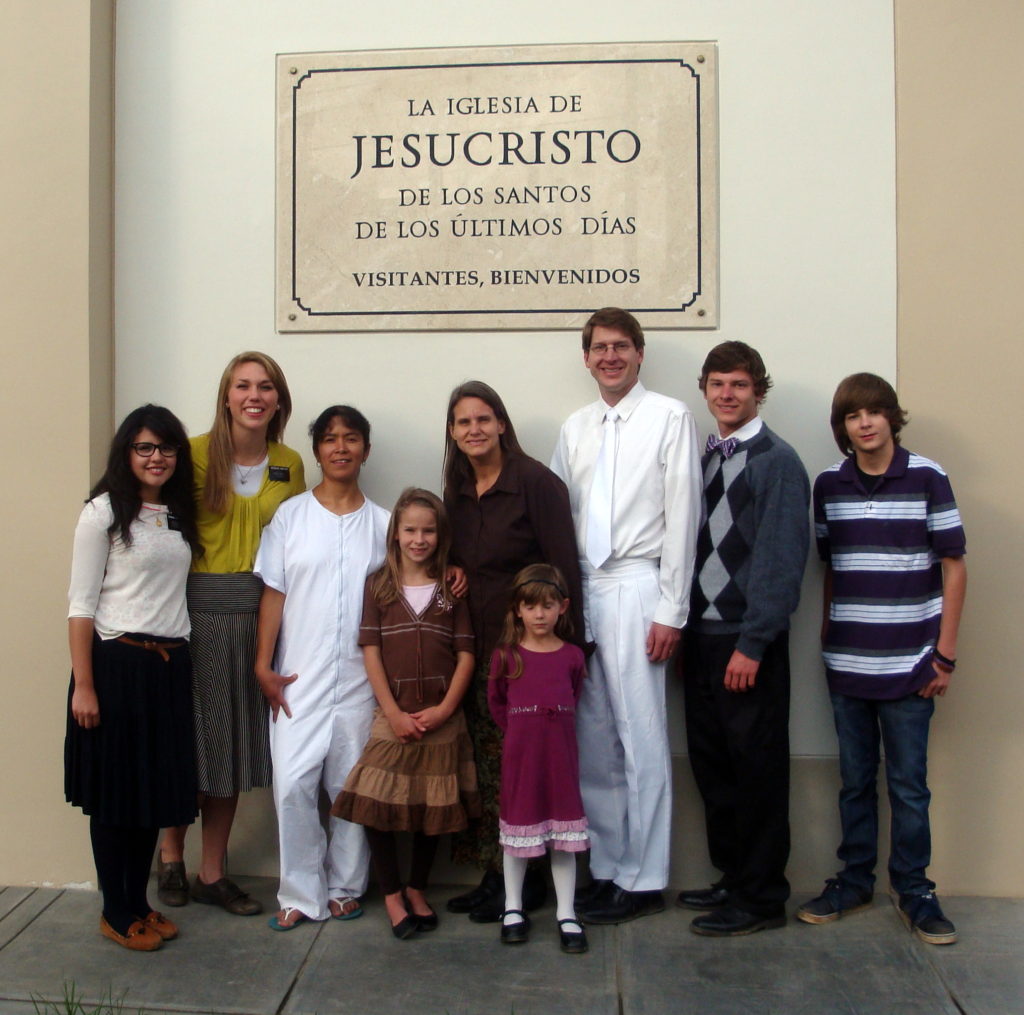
xmin=551 ymin=307 xmax=701 ymax=923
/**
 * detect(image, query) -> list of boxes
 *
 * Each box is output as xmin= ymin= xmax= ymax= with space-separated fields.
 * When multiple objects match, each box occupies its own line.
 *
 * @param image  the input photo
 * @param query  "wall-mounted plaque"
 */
xmin=276 ymin=41 xmax=718 ymax=331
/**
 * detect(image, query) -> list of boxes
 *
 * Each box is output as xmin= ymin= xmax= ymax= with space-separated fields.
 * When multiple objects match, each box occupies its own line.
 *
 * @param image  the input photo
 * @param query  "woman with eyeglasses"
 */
xmin=157 ymin=353 xmax=305 ymax=917
xmin=65 ymin=405 xmax=201 ymax=950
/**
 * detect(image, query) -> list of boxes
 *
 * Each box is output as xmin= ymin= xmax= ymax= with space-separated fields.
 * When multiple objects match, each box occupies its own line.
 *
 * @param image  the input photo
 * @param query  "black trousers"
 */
xmin=683 ymin=630 xmax=791 ymax=915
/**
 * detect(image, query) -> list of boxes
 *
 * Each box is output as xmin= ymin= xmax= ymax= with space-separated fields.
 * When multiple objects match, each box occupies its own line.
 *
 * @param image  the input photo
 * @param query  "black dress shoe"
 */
xmin=579 ymin=886 xmax=665 ymax=925
xmin=468 ymin=890 xmax=506 ymax=923
xmin=447 ymin=869 xmax=502 ymax=914
xmin=558 ymin=918 xmax=589 ymax=954
xmin=689 ymin=904 xmax=786 ymax=937
xmin=500 ymin=910 xmax=531 ymax=944
xmin=574 ymin=878 xmax=612 ymax=907
xmin=676 ymin=883 xmax=730 ymax=911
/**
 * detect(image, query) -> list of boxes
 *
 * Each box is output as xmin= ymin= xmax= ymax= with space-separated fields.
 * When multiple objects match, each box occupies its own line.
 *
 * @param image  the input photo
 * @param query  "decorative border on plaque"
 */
xmin=276 ymin=43 xmax=718 ymax=331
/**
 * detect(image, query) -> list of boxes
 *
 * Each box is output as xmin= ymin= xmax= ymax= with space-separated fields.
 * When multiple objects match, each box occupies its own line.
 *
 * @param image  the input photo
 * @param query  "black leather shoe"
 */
xmin=500 ymin=910 xmax=531 ymax=944
xmin=558 ymin=918 xmax=589 ymax=954
xmin=574 ymin=878 xmax=612 ymax=907
xmin=579 ymin=886 xmax=665 ymax=925
xmin=468 ymin=890 xmax=506 ymax=923
xmin=676 ymin=883 xmax=730 ymax=911
xmin=689 ymin=904 xmax=786 ymax=937
xmin=447 ymin=869 xmax=502 ymax=914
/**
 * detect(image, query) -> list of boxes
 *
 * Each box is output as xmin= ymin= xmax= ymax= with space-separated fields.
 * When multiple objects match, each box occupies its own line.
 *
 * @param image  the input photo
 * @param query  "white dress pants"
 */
xmin=269 ymin=700 xmax=374 ymax=919
xmin=578 ymin=559 xmax=672 ymax=892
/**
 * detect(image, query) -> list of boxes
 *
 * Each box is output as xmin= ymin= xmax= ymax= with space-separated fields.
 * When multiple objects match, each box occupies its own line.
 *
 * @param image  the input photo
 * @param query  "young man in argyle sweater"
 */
xmin=680 ymin=341 xmax=810 ymax=936
xmin=797 ymin=373 xmax=966 ymax=945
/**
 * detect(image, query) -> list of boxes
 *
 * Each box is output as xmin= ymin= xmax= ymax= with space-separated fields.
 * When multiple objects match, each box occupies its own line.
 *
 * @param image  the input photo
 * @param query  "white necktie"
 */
xmin=586 ymin=408 xmax=618 ymax=568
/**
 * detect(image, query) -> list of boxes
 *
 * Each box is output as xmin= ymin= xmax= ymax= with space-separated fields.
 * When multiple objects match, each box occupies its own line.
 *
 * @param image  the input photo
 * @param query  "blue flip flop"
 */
xmin=330 ymin=898 xmax=363 ymax=921
xmin=268 ymin=908 xmax=308 ymax=931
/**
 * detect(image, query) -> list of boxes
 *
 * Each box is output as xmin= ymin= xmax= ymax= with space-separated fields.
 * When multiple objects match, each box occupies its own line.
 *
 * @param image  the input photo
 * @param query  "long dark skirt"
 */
xmin=186 ymin=572 xmax=271 ymax=796
xmin=450 ymin=663 xmax=503 ymax=870
xmin=64 ymin=633 xmax=198 ymax=828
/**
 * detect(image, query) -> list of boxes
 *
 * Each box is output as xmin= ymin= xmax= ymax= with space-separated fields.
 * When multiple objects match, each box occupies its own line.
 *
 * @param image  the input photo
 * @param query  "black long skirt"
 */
xmin=64 ymin=633 xmax=198 ymax=828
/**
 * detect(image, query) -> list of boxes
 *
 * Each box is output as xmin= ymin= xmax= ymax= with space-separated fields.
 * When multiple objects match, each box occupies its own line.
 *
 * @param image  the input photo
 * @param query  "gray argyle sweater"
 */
xmin=690 ymin=424 xmax=810 ymax=660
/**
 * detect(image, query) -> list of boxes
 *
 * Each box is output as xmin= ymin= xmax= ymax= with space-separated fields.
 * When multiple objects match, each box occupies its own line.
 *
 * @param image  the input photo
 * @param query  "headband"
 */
xmin=514 ymin=578 xmax=567 ymax=599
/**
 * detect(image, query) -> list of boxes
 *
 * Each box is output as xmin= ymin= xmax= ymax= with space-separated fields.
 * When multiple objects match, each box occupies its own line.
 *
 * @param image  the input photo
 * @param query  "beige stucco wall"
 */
xmin=1 ymin=0 xmax=1021 ymax=896
xmin=0 ymin=0 xmax=113 ymax=883
xmin=893 ymin=0 xmax=1024 ymax=896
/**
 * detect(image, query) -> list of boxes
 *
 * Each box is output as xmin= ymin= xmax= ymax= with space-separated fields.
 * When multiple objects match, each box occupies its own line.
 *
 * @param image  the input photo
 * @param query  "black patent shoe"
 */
xmin=500 ymin=910 xmax=531 ymax=944
xmin=447 ymin=869 xmax=502 ymax=914
xmin=558 ymin=917 xmax=589 ymax=954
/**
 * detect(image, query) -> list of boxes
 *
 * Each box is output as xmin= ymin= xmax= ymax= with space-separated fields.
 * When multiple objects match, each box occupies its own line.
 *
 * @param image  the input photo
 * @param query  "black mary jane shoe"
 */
xmin=558 ymin=918 xmax=589 ymax=954
xmin=447 ymin=869 xmax=502 ymax=914
xmin=500 ymin=910 xmax=531 ymax=944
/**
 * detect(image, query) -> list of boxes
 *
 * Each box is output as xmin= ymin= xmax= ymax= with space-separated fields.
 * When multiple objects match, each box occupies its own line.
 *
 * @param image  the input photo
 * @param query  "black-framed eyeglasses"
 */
xmin=131 ymin=442 xmax=179 ymax=457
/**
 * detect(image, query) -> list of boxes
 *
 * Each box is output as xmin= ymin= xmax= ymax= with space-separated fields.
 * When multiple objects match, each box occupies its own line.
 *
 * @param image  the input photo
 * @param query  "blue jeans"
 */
xmin=829 ymin=691 xmax=935 ymax=898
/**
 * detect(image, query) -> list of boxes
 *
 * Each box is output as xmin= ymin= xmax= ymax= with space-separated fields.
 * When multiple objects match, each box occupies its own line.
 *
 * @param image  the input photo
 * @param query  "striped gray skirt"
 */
xmin=187 ymin=572 xmax=271 ymax=796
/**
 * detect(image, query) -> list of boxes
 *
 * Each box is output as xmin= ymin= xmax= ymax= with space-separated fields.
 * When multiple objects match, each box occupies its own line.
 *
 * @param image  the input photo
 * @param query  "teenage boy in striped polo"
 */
xmin=798 ymin=373 xmax=967 ymax=945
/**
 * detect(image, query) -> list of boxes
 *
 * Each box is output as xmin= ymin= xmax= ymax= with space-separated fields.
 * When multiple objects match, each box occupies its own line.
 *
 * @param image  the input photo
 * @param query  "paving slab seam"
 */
xmin=272 ymin=919 xmax=328 ymax=1015
xmin=0 ymin=888 xmax=62 ymax=955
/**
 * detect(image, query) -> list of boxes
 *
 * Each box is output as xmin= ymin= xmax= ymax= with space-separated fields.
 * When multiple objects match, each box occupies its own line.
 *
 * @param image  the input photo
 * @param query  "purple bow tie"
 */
xmin=705 ymin=434 xmax=739 ymax=459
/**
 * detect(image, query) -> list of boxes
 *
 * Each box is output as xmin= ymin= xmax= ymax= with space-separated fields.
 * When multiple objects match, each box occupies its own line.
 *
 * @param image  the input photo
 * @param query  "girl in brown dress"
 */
xmin=333 ymin=489 xmax=478 ymax=938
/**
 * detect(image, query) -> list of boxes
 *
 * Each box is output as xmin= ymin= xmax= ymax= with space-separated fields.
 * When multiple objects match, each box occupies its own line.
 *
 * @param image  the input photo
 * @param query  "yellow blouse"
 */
xmin=190 ymin=433 xmax=305 ymax=574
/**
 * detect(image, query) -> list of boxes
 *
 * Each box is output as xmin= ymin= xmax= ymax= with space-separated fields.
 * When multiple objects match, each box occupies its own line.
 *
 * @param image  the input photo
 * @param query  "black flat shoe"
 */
xmin=558 ymin=918 xmax=589 ymax=954
xmin=500 ymin=910 xmax=531 ymax=944
xmin=447 ymin=869 xmax=502 ymax=914
xmin=391 ymin=913 xmax=419 ymax=940
xmin=403 ymin=892 xmax=438 ymax=932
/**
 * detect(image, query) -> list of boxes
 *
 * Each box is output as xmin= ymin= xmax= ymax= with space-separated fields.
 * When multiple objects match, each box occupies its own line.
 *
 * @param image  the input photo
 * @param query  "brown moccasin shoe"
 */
xmin=190 ymin=876 xmax=263 ymax=916
xmin=100 ymin=915 xmax=163 ymax=951
xmin=143 ymin=910 xmax=179 ymax=940
xmin=156 ymin=859 xmax=189 ymax=907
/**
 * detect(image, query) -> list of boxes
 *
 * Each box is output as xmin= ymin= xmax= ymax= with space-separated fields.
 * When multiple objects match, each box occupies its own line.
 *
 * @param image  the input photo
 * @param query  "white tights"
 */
xmin=502 ymin=850 xmax=581 ymax=928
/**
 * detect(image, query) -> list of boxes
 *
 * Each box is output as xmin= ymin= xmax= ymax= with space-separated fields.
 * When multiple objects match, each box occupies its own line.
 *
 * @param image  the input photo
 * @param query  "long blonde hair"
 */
xmin=491 ymin=563 xmax=574 ymax=681
xmin=203 ymin=351 xmax=293 ymax=515
xmin=370 ymin=488 xmax=453 ymax=608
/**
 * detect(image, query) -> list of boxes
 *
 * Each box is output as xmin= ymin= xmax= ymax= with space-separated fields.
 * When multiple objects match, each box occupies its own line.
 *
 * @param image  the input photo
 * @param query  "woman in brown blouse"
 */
xmin=443 ymin=380 xmax=585 ymax=922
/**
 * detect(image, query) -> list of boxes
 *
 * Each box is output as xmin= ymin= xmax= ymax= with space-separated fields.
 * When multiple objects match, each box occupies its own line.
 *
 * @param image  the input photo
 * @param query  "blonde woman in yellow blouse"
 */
xmin=158 ymin=352 xmax=304 ymax=916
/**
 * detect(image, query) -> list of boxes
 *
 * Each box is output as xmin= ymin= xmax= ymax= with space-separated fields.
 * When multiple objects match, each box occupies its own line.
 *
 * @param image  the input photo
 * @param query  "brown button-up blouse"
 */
xmin=445 ymin=453 xmax=585 ymax=661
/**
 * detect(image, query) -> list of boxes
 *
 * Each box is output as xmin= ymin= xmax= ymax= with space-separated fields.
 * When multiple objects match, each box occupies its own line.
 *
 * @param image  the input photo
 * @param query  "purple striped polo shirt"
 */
xmin=813 ymin=445 xmax=966 ymax=700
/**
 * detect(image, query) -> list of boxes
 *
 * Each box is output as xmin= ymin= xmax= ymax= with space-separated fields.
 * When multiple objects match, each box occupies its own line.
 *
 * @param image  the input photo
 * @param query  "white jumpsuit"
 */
xmin=254 ymin=491 xmax=389 ymax=919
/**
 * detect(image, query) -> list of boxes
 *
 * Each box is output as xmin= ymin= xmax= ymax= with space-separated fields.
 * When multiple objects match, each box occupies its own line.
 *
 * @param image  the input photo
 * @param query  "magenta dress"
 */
xmin=487 ymin=643 xmax=589 ymax=858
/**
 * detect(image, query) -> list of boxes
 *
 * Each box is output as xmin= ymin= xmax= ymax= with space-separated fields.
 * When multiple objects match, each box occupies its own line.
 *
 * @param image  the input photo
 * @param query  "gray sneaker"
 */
xmin=892 ymin=890 xmax=957 ymax=945
xmin=796 ymin=878 xmax=873 ymax=924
